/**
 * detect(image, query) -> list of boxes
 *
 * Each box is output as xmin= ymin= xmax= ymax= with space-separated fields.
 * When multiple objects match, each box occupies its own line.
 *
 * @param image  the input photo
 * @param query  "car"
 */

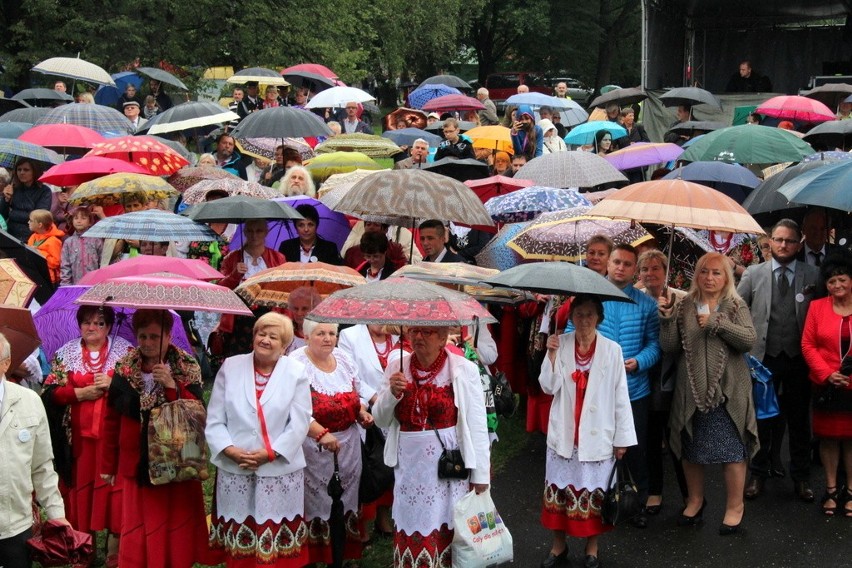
xmin=485 ymin=72 xmax=551 ymax=111
xmin=548 ymin=77 xmax=593 ymax=106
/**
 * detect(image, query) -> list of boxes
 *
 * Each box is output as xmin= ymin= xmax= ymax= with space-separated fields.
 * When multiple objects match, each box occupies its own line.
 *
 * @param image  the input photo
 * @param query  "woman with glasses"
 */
xmin=373 ymin=325 xmax=490 ymax=567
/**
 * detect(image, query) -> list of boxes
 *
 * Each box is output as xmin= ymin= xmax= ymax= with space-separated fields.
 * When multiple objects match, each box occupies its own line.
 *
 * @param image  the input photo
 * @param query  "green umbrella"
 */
xmin=314 ymin=134 xmax=402 ymax=158
xmin=680 ymin=125 xmax=815 ymax=164
xmin=305 ymin=151 xmax=383 ymax=182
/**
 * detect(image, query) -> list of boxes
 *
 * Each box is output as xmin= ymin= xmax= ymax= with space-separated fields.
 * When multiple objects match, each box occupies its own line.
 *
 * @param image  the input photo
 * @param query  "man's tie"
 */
xmin=810 ymin=250 xmax=822 ymax=267
xmin=777 ymin=266 xmax=790 ymax=296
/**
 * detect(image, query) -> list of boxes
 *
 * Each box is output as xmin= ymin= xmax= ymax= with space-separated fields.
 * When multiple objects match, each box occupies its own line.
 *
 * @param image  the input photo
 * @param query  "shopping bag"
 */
xmin=451 ymin=489 xmax=513 ymax=567
xmin=148 ymin=398 xmax=210 ymax=485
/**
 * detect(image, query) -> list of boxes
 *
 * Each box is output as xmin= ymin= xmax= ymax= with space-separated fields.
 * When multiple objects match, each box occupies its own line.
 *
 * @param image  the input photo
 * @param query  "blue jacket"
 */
xmin=567 ymin=284 xmax=661 ymax=400
xmin=511 ymin=126 xmax=544 ymax=159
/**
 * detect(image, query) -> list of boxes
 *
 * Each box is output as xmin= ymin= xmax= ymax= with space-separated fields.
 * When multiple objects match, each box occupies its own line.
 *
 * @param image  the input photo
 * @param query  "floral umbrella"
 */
xmin=68 ymin=172 xmax=178 ymax=206
xmin=0 ymin=258 xmax=37 ymax=307
xmin=235 ymin=262 xmax=366 ymax=308
xmin=167 ymin=165 xmax=241 ymax=193
xmin=314 ymin=134 xmax=402 ymax=158
xmin=86 ymin=135 xmax=190 ymax=175
xmin=181 ymin=179 xmax=280 ymax=205
xmin=485 ymin=186 xmax=591 ymax=223
xmin=317 ymin=169 xmax=382 ymax=198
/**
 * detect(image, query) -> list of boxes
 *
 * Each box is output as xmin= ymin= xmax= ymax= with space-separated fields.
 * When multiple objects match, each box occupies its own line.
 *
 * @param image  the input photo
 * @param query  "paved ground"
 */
xmin=492 ymin=432 xmax=849 ymax=568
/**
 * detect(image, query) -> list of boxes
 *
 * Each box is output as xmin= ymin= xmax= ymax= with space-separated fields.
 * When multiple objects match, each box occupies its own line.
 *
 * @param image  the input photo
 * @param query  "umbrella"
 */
xmin=230 ymin=107 xmax=332 ymax=139
xmin=307 ymin=277 xmax=496 ymax=326
xmin=680 ymin=125 xmax=815 ymax=164
xmin=604 ymin=142 xmax=684 ymax=171
xmin=743 ymin=159 xmax=841 ymax=215
xmin=588 ymin=86 xmax=648 ymax=109
xmin=1 ymin=107 xmax=49 ymax=124
xmin=314 ymin=134 xmax=402 ymax=158
xmin=514 ymin=151 xmax=628 ymax=188
xmin=0 ymin=98 xmax=31 ymax=116
xmin=76 ymin=272 xmax=252 ymax=315
xmin=167 ymin=165 xmax=241 ymax=192
xmin=475 ymin=222 xmax=529 ymax=270
xmin=667 ymin=121 xmax=728 ymax=135
xmin=419 ymin=75 xmax=471 ymax=90
xmin=181 ymin=179 xmax=280 ymax=205
xmin=662 ymin=162 xmax=761 ymax=188
xmin=564 ymin=122 xmax=628 ymax=146
xmin=94 ymin=72 xmax=144 ymax=106
xmin=230 ymin=196 xmax=350 ymax=251
xmin=421 ymin=157 xmax=490 ymax=182
xmin=317 ymin=169 xmax=382 ymax=197
xmin=33 ymin=285 xmax=192 ymax=360
xmin=381 ymin=127 xmax=441 ymax=148
xmin=11 ymin=88 xmax=73 ymax=106
xmin=482 ymin=262 xmax=632 ymax=302
xmin=424 ymin=120 xmax=476 ymax=133
xmin=79 ymin=256 xmax=223 ymax=285
xmin=69 ymin=173 xmax=178 ymax=206
xmin=801 ymin=83 xmax=852 ymax=107
xmin=32 ymin=57 xmax=115 ymax=86
xmin=327 ymin=452 xmax=345 ymax=568
xmin=227 ymin=67 xmax=290 ymax=86
xmin=0 ymin=229 xmax=53 ymax=304
xmin=18 ymin=123 xmax=105 ymax=152
xmin=756 ymin=95 xmax=835 ymax=123
xmin=803 ymin=120 xmax=852 ymax=149
xmin=235 ymin=137 xmax=314 ymax=162
xmin=281 ymin=63 xmax=338 ymax=81
xmin=407 ymin=85 xmax=462 ymax=109
xmin=0 ymin=122 xmax=32 ymax=139
xmin=305 ymin=151 xmax=383 ymax=182
xmin=0 ymin=139 xmax=63 ymax=168
xmin=145 ymin=101 xmax=239 ymax=135
xmin=464 ymin=125 xmax=514 ymax=154
xmin=184 ymin=194 xmax=303 ymax=220
xmin=86 ymin=135 xmax=189 ymax=175
xmin=280 ymin=70 xmax=336 ymax=90
xmin=464 ymin=175 xmax=534 ymax=203
xmin=40 ymin=157 xmax=150 ymax=186
xmin=421 ymin=95 xmax=485 ymax=112
xmin=508 ymin=206 xmax=650 ymax=261
xmin=84 ymin=209 xmax=217 ymax=241
xmin=0 ymin=258 xmax=37 ymax=307
xmin=148 ymin=136 xmax=192 ymax=160
xmin=506 ymin=94 xmax=589 ymax=126
xmin=37 ymin=103 xmax=133 ymax=136
xmin=485 ymin=186 xmax=591 ymax=223
xmin=136 ymin=67 xmax=189 ymax=91
xmin=333 ymin=169 xmax=494 ymax=226
xmin=393 ymin=262 xmax=498 ymax=287
xmin=26 ymin=519 xmax=93 ymax=568
xmin=382 ymin=107 xmax=428 ymax=131
xmin=235 ymin=262 xmax=365 ymax=308
xmin=802 ymin=151 xmax=852 ymax=163
xmin=777 ymin=160 xmax=852 ymax=211
xmin=660 ymin=87 xmax=722 ymax=110
xmin=305 ymin=86 xmax=375 ymax=109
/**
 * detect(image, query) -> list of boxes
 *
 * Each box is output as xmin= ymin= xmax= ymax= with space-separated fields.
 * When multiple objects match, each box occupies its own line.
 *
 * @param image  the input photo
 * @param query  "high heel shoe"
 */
xmin=718 ymin=522 xmax=741 ymax=536
xmin=677 ymin=498 xmax=706 ymax=526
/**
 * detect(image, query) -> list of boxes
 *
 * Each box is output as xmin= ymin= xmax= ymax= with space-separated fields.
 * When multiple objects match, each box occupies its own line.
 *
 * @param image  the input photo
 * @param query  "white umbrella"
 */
xmin=306 ymin=86 xmax=376 ymax=109
xmin=32 ymin=57 xmax=115 ymax=86
xmin=146 ymin=101 xmax=239 ymax=135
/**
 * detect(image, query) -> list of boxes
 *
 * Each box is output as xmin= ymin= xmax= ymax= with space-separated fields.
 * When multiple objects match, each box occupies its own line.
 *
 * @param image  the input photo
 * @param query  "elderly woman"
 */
xmin=207 ymin=313 xmax=313 ymax=565
xmin=285 ymin=285 xmax=321 ymax=355
xmin=42 ymin=306 xmax=133 ymax=567
xmin=101 ymin=309 xmax=218 ymax=568
xmin=539 ymin=295 xmax=636 ymax=568
xmin=801 ymin=250 xmax=852 ymax=516
xmin=0 ymin=159 xmax=53 ymax=241
xmin=261 ymin=146 xmax=302 ymax=188
xmin=279 ymin=165 xmax=316 ymax=197
xmin=290 ymin=320 xmax=375 ymax=566
xmin=373 ymin=324 xmax=490 ymax=567
xmin=659 ymin=252 xmax=757 ymax=535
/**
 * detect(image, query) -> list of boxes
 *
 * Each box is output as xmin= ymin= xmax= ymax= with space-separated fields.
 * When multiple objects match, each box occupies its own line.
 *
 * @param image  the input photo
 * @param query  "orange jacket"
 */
xmin=28 ymin=223 xmax=66 ymax=283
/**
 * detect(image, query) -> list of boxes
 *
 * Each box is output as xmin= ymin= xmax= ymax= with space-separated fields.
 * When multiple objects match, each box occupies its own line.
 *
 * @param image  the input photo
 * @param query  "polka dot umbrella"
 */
xmin=85 ymin=135 xmax=189 ymax=175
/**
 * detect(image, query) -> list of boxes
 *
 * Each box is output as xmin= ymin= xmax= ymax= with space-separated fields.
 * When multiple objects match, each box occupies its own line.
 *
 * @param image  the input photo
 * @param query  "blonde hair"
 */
xmin=637 ymin=249 xmax=668 ymax=272
xmin=253 ymin=312 xmax=294 ymax=347
xmin=687 ymin=252 xmax=740 ymax=304
xmin=29 ymin=209 xmax=54 ymax=228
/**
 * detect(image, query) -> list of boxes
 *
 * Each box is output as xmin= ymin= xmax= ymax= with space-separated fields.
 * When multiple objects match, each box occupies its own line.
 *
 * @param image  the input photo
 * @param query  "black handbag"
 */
xmin=814 ymin=355 xmax=852 ymax=412
xmin=358 ymin=425 xmax=395 ymax=503
xmin=601 ymin=458 xmax=641 ymax=526
xmin=429 ymin=418 xmax=469 ymax=480
xmin=490 ymin=371 xmax=516 ymax=418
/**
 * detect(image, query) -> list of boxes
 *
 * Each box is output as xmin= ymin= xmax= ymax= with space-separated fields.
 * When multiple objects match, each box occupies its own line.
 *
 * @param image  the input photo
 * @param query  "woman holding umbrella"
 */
xmin=0 ymin=159 xmax=53 ymax=241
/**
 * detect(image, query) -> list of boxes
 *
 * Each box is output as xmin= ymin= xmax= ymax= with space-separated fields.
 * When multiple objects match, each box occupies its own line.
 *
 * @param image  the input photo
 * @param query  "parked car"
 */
xmin=485 ymin=72 xmax=551 ymax=111
xmin=548 ymin=77 xmax=594 ymax=106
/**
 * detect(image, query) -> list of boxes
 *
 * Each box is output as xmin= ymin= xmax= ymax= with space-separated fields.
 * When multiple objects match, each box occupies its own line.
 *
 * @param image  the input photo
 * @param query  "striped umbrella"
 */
xmin=485 ymin=186 xmax=591 ymax=223
xmin=314 ymin=134 xmax=402 ymax=158
xmin=37 ymin=103 xmax=132 ymax=136
xmin=83 ymin=209 xmax=217 ymax=241
xmin=421 ymin=95 xmax=485 ymax=112
xmin=0 ymin=139 xmax=62 ymax=168
xmin=69 ymin=173 xmax=178 ymax=206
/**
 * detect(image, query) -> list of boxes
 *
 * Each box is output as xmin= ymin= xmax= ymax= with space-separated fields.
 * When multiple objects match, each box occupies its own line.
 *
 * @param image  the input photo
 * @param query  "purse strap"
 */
xmin=426 ymin=416 xmax=449 ymax=452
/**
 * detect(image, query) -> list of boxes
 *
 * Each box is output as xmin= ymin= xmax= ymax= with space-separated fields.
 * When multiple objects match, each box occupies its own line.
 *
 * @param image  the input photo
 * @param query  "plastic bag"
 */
xmin=451 ymin=489 xmax=513 ymax=567
xmin=148 ymin=398 xmax=210 ymax=485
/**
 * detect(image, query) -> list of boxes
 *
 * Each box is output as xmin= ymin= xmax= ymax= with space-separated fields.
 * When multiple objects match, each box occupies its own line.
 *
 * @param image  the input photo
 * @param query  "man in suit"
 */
xmin=122 ymin=100 xmax=147 ymax=133
xmin=476 ymin=87 xmax=499 ymax=126
xmin=797 ymin=208 xmax=837 ymax=267
xmin=279 ymin=203 xmax=343 ymax=265
xmin=340 ymin=101 xmax=373 ymax=134
xmin=236 ymin=82 xmax=261 ymax=119
xmin=419 ymin=219 xmax=465 ymax=263
xmin=394 ymin=139 xmax=430 ymax=170
xmin=738 ymin=218 xmax=820 ymax=502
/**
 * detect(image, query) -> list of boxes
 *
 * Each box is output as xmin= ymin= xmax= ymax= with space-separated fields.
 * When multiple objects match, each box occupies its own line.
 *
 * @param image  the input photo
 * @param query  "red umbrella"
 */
xmin=755 ymin=95 xmax=835 ymax=123
xmin=464 ymin=175 xmax=534 ymax=204
xmin=86 ymin=135 xmax=190 ymax=175
xmin=39 ymin=156 xmax=150 ymax=186
xmin=18 ymin=123 xmax=105 ymax=152
xmin=78 ymin=256 xmax=223 ymax=285
xmin=422 ymin=94 xmax=486 ymax=112
xmin=281 ymin=63 xmax=338 ymax=80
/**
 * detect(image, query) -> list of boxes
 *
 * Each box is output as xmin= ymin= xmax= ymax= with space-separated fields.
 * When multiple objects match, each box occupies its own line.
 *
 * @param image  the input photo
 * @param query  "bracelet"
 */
xmin=315 ymin=428 xmax=330 ymax=442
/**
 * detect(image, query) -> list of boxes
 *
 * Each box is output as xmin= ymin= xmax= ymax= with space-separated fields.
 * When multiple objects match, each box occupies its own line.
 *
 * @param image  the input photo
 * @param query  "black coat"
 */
xmin=279 ymin=237 xmax=343 ymax=265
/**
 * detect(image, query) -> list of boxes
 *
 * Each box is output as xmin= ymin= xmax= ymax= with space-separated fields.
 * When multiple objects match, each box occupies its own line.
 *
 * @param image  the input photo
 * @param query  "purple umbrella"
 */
xmin=230 ymin=196 xmax=351 ymax=251
xmin=35 ymin=285 xmax=192 ymax=360
xmin=604 ymin=142 xmax=684 ymax=171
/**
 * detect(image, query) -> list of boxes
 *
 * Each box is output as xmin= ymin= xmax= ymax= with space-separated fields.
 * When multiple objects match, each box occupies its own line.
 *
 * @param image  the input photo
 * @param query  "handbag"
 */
xmin=469 ymin=322 xmax=515 ymax=418
xmin=27 ymin=519 xmax=94 ymax=567
xmin=358 ymin=425 xmax=395 ymax=503
xmin=429 ymin=418 xmax=469 ymax=480
xmin=601 ymin=458 xmax=641 ymax=526
xmin=451 ymin=489 xmax=513 ymax=567
xmin=147 ymin=396 xmax=210 ymax=485
xmin=744 ymin=354 xmax=781 ymax=420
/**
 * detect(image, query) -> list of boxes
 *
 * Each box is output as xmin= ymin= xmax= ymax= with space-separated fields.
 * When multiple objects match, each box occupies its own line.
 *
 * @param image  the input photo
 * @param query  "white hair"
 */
xmin=281 ymin=165 xmax=316 ymax=197
xmin=302 ymin=319 xmax=338 ymax=338
xmin=0 ymin=332 xmax=10 ymax=361
xmin=477 ymin=87 xmax=489 ymax=97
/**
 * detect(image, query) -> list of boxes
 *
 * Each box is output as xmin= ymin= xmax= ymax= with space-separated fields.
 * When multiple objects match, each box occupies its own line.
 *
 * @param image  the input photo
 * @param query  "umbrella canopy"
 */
xmin=407 ymin=85 xmax=462 ymax=109
xmin=0 ymin=229 xmax=53 ymax=304
xmin=314 ymin=134 xmax=402 ymax=158
xmin=230 ymin=106 xmax=332 ymax=139
xmin=235 ymin=137 xmax=314 ymax=162
xmin=0 ymin=122 xmax=31 ymax=139
xmin=32 ymin=57 xmax=115 ymax=86
xmin=743 ymin=160 xmax=840 ymax=215
xmin=604 ymin=142 xmax=684 ymax=171
xmin=184 ymin=194 xmax=303 ymax=220
xmin=803 ymin=120 xmax=852 ymax=149
xmin=680 ymin=125 xmax=815 ymax=164
xmin=230 ymin=196 xmax=350 ymax=251
xmin=37 ymin=103 xmax=133 ymax=136
xmin=381 ymin=127 xmax=441 ymax=148
xmin=181 ymin=179 xmax=280 ymax=205
xmin=1 ymin=107 xmax=49 ymax=124
xmin=421 ymin=95 xmax=485 ymax=112
xmin=801 ymin=83 xmax=852 ymax=107
xmin=777 ymin=160 xmax=852 ymax=211
xmin=308 ymin=277 xmax=496 ymax=326
xmin=514 ymin=151 xmax=628 ymax=188
xmin=564 ymin=122 xmax=628 ymax=146
xmin=756 ymin=95 xmax=835 ymax=123
xmin=482 ymin=262 xmax=632 ymax=302
xmin=317 ymin=169 xmax=382 ymax=197
xmin=69 ymin=172 xmax=178 ymax=206
xmin=0 ymin=306 xmax=41 ymax=383
xmin=475 ymin=222 xmax=529 ymax=270
xmin=227 ymin=67 xmax=290 ymax=86
xmin=136 ymin=67 xmax=189 ymax=91
xmin=418 ymin=75 xmax=471 ymax=90
xmin=11 ymin=88 xmax=73 ymax=106
xmin=167 ymin=165 xmax=241 ymax=192
xmin=0 ymin=138 xmax=63 ymax=168
xmin=0 ymin=98 xmax=31 ymax=116
xmin=424 ymin=120 xmax=476 ymax=133
xmin=506 ymin=94 xmax=590 ymax=125
xmin=305 ymin=86 xmax=375 ymax=109
xmin=464 ymin=125 xmax=514 ymax=154
xmin=588 ymin=86 xmax=648 ymax=109
xmin=383 ymin=108 xmax=428 ymax=131
xmin=485 ymin=186 xmax=591 ymax=223
xmin=0 ymin=258 xmax=37 ymax=307
xmin=660 ymin=87 xmax=721 ymax=109
xmin=393 ymin=262 xmax=498 ymax=287
xmin=667 ymin=121 xmax=728 ymax=135
xmin=280 ymin=70 xmax=336 ymax=90
xmin=305 ymin=151 xmax=383 ymax=182
xmin=93 ymin=72 xmax=144 ymax=106
xmin=18 ymin=123 xmax=104 ymax=151
xmin=40 ymin=156 xmax=150 ymax=186
xmin=421 ymin=157 xmax=490 ymax=183
xmin=588 ymin=179 xmax=764 ymax=234
xmin=802 ymin=150 xmax=852 ymax=162
xmin=235 ymin=262 xmax=365 ymax=308
xmin=86 ymin=135 xmax=189 ymax=175
xmin=145 ymin=101 xmax=238 ymax=135
xmin=76 ymin=272 xmax=252 ymax=315
xmin=281 ymin=63 xmax=338 ymax=80
xmin=662 ymin=162 xmax=761 ymax=188
xmin=464 ymin=175 xmax=534 ymax=203
xmin=80 ymin=256 xmax=222 ymax=285
xmin=84 ymin=209 xmax=217 ymax=241
xmin=332 ymin=169 xmax=494 ymax=226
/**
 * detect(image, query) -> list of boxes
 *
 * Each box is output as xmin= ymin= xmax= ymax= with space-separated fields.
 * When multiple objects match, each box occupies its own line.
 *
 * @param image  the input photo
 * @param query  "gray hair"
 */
xmin=0 ymin=332 xmax=10 ymax=361
xmin=281 ymin=165 xmax=316 ymax=197
xmin=477 ymin=87 xmax=489 ymax=97
xmin=0 ymin=167 xmax=9 ymax=186
xmin=302 ymin=319 xmax=338 ymax=338
xmin=412 ymin=138 xmax=430 ymax=148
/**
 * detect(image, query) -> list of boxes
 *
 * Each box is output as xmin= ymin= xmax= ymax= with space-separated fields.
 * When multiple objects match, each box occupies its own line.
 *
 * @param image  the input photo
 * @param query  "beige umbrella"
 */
xmin=317 ymin=169 xmax=383 ymax=198
xmin=314 ymin=134 xmax=402 ymax=158
xmin=32 ymin=57 xmax=115 ymax=86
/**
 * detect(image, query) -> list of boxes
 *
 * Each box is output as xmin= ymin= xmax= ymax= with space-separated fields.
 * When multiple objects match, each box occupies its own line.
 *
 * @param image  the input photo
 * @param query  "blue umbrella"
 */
xmin=0 ymin=138 xmax=63 ymax=168
xmin=381 ymin=127 xmax=442 ymax=147
xmin=778 ymin=160 xmax=852 ymax=211
xmin=485 ymin=186 xmax=591 ymax=223
xmin=0 ymin=122 xmax=32 ymax=139
xmin=475 ymin=222 xmax=530 ymax=270
xmin=505 ymin=93 xmax=589 ymax=126
xmin=94 ymin=72 xmax=144 ymax=106
xmin=407 ymin=84 xmax=461 ymax=109
xmin=802 ymin=151 xmax=852 ymax=163
xmin=37 ymin=103 xmax=133 ymax=137
xmin=662 ymin=162 xmax=761 ymax=188
xmin=681 ymin=134 xmax=704 ymax=148
xmin=564 ymin=122 xmax=628 ymax=145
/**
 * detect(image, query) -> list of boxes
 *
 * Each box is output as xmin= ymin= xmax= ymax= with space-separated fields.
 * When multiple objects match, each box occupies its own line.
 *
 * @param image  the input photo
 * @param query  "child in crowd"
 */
xmin=60 ymin=206 xmax=102 ymax=285
xmin=26 ymin=209 xmax=65 ymax=284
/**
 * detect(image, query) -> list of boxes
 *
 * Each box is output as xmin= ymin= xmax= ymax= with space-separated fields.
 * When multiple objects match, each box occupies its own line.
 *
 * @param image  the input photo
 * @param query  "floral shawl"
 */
xmin=111 ymin=345 xmax=203 ymax=414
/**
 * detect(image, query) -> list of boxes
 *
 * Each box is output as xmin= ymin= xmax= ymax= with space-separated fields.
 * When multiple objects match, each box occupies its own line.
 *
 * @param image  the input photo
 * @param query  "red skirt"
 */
xmin=67 ymin=436 xmax=122 ymax=533
xmin=526 ymin=392 xmax=553 ymax=434
xmin=305 ymin=512 xmax=362 ymax=565
xmin=540 ymin=483 xmax=612 ymax=538
xmin=814 ymin=410 xmax=852 ymax=439
xmin=394 ymin=523 xmax=453 ymax=568
xmin=360 ymin=487 xmax=394 ymax=523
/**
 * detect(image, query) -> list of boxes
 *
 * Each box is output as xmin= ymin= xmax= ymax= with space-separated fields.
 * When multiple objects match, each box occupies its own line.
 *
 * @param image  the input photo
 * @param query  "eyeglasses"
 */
xmin=408 ymin=328 xmax=438 ymax=338
xmin=770 ymin=237 xmax=799 ymax=246
xmin=82 ymin=321 xmax=107 ymax=328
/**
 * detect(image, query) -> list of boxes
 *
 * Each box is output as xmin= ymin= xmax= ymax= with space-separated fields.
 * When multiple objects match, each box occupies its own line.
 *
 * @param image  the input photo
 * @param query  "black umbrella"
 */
xmin=183 ymin=195 xmax=303 ymax=223
xmin=801 ymin=83 xmax=852 ymax=107
xmin=667 ymin=121 xmax=728 ymax=135
xmin=424 ymin=120 xmax=476 ymax=134
xmin=136 ymin=67 xmax=189 ymax=91
xmin=588 ymin=86 xmax=648 ymax=109
xmin=282 ymin=70 xmax=336 ymax=91
xmin=11 ymin=88 xmax=73 ymax=107
xmin=422 ymin=157 xmax=490 ymax=182
xmin=0 ymin=229 xmax=54 ymax=304
xmin=0 ymin=98 xmax=30 ymax=116
xmin=804 ymin=120 xmax=852 ymax=150
xmin=742 ymin=160 xmax=836 ymax=215
xmin=230 ymin=106 xmax=332 ymax=139
xmin=0 ymin=107 xmax=49 ymax=124
xmin=419 ymin=74 xmax=471 ymax=90
xmin=660 ymin=87 xmax=722 ymax=110
xmin=481 ymin=262 xmax=633 ymax=302
xmin=327 ymin=452 xmax=345 ymax=568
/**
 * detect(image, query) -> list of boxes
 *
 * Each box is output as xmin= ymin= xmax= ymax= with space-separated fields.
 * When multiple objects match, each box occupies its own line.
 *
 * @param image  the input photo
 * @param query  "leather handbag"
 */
xmin=601 ymin=458 xmax=641 ymax=526
xmin=429 ymin=418 xmax=469 ymax=480
xmin=359 ymin=425 xmax=395 ymax=503
xmin=745 ymin=354 xmax=780 ymax=420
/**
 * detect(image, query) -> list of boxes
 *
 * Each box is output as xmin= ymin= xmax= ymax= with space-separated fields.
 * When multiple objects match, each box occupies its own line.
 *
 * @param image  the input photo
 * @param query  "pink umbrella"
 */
xmin=464 ymin=175 xmax=534 ymax=204
xmin=39 ymin=157 xmax=151 ymax=186
xmin=756 ymin=95 xmax=836 ymax=123
xmin=78 ymin=256 xmax=223 ymax=285
xmin=18 ymin=123 xmax=105 ymax=152
xmin=603 ymin=142 xmax=684 ymax=171
xmin=280 ymin=63 xmax=338 ymax=80
xmin=421 ymin=94 xmax=486 ymax=112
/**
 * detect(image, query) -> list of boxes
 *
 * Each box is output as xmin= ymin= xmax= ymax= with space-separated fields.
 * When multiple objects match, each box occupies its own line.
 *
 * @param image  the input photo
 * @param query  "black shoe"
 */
xmin=744 ymin=477 xmax=764 ymax=500
xmin=677 ymin=499 xmax=706 ymax=527
xmin=795 ymin=481 xmax=815 ymax=503
xmin=541 ymin=548 xmax=569 ymax=568
xmin=629 ymin=513 xmax=648 ymax=528
xmin=718 ymin=523 xmax=741 ymax=536
xmin=584 ymin=555 xmax=600 ymax=568
xmin=643 ymin=503 xmax=663 ymax=516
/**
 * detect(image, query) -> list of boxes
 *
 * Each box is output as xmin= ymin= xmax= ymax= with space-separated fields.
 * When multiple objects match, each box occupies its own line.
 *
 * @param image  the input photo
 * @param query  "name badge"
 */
xmin=310 ymin=256 xmax=318 ymax=263
xmin=795 ymin=293 xmax=805 ymax=303
xmin=18 ymin=428 xmax=31 ymax=443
